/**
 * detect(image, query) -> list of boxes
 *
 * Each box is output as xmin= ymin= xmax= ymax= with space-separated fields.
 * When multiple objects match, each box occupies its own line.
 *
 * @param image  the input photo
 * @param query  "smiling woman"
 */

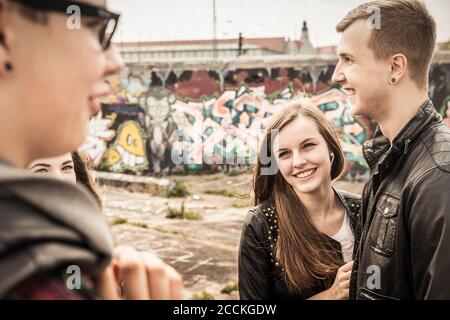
xmin=27 ymin=152 xmax=77 ymax=184
xmin=27 ymin=151 xmax=103 ymax=207
xmin=238 ymin=98 xmax=361 ymax=300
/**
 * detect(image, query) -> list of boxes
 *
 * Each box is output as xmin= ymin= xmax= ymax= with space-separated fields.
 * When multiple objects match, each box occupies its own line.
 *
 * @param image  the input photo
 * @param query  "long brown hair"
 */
xmin=72 ymin=151 xmax=102 ymax=208
xmin=252 ymin=99 xmax=345 ymax=294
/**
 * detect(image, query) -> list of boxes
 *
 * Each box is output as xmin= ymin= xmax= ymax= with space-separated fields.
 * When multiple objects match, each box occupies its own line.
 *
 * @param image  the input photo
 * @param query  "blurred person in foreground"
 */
xmin=0 ymin=0 xmax=182 ymax=299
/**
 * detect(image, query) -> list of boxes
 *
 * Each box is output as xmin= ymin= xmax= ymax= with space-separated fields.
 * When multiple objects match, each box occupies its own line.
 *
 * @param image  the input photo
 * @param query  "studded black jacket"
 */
xmin=238 ymin=189 xmax=361 ymax=300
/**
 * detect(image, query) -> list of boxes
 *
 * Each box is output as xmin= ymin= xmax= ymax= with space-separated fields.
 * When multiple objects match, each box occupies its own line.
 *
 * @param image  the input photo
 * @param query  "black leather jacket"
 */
xmin=351 ymin=99 xmax=450 ymax=300
xmin=238 ymin=189 xmax=361 ymax=300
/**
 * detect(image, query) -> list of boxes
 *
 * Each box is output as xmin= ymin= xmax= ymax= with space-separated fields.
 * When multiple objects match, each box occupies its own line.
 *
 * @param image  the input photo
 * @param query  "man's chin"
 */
xmin=350 ymin=103 xmax=366 ymax=117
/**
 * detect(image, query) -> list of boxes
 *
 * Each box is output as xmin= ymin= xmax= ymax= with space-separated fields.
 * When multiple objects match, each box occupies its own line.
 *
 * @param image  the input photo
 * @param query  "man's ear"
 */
xmin=389 ymin=53 xmax=407 ymax=83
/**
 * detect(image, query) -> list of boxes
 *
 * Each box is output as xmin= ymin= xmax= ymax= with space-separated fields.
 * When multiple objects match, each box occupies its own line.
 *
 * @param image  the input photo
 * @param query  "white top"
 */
xmin=330 ymin=212 xmax=354 ymax=263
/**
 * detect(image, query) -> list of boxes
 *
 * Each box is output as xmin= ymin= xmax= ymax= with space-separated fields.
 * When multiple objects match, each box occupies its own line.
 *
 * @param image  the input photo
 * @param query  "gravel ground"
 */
xmin=102 ymin=172 xmax=366 ymax=300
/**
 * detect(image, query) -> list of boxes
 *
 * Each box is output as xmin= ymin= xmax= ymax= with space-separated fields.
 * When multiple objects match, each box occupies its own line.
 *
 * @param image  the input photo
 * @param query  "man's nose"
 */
xmin=331 ymin=65 xmax=345 ymax=84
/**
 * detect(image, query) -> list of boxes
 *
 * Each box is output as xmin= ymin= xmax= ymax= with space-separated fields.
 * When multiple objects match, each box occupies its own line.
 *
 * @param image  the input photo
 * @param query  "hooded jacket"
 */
xmin=0 ymin=159 xmax=114 ymax=298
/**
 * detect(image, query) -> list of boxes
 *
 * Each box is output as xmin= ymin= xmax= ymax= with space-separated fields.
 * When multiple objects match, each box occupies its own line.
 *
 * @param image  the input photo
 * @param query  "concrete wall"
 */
xmin=80 ymin=57 xmax=450 ymax=181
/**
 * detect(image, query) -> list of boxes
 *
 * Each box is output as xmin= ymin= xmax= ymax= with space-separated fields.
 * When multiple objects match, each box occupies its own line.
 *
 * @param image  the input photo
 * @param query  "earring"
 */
xmin=5 ymin=62 xmax=13 ymax=72
xmin=330 ymin=152 xmax=335 ymax=162
xmin=390 ymin=78 xmax=397 ymax=85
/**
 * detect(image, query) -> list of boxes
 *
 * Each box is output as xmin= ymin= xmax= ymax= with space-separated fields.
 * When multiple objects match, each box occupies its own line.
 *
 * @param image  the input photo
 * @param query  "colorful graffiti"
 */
xmin=79 ymin=112 xmax=116 ymax=167
xmin=311 ymin=89 xmax=372 ymax=180
xmin=140 ymin=87 xmax=177 ymax=175
xmin=82 ymin=104 xmax=149 ymax=173
xmin=103 ymin=66 xmax=335 ymax=104
xmin=80 ymin=62 xmax=450 ymax=179
xmin=169 ymin=85 xmax=284 ymax=171
xmin=430 ymin=64 xmax=450 ymax=128
xmin=105 ymin=120 xmax=148 ymax=172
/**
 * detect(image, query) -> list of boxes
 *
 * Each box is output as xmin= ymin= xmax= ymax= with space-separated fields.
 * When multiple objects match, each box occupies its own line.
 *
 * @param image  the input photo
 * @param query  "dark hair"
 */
xmin=252 ymin=99 xmax=345 ymax=294
xmin=72 ymin=151 xmax=102 ymax=208
xmin=7 ymin=1 xmax=49 ymax=24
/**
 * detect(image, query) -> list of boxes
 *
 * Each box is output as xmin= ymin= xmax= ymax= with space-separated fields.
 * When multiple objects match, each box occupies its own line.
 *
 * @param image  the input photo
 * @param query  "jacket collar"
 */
xmin=0 ymin=161 xmax=114 ymax=297
xmin=334 ymin=188 xmax=360 ymax=229
xmin=362 ymin=98 xmax=440 ymax=172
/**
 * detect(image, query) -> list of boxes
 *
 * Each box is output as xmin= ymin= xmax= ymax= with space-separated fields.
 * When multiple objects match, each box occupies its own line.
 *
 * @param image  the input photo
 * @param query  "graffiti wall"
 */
xmin=81 ymin=63 xmax=450 ymax=180
xmin=430 ymin=64 xmax=450 ymax=127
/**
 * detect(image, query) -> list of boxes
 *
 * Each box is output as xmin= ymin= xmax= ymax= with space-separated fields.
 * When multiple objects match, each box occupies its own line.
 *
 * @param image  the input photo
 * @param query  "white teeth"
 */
xmin=294 ymin=168 xmax=316 ymax=178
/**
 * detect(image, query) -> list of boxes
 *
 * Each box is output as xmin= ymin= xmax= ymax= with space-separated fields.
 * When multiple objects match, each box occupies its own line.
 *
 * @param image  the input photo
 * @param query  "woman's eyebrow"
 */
xmin=301 ymin=137 xmax=315 ymax=144
xmin=277 ymin=138 xmax=315 ymax=152
xmin=61 ymin=160 xmax=74 ymax=166
xmin=29 ymin=163 xmax=51 ymax=169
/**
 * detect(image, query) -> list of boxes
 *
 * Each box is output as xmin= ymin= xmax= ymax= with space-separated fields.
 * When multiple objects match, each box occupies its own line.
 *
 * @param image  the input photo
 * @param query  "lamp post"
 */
xmin=213 ymin=0 xmax=217 ymax=59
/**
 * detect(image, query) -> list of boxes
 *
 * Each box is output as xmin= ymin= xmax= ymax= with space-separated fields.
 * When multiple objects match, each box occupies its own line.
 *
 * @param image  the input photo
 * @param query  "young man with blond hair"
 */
xmin=332 ymin=0 xmax=450 ymax=299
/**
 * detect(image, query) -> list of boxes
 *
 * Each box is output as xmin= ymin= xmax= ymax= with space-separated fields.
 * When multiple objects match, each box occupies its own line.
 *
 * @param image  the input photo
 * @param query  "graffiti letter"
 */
xmin=66 ymin=5 xmax=81 ymax=30
xmin=66 ymin=265 xmax=81 ymax=290
xmin=203 ymin=142 xmax=221 ymax=165
xmin=366 ymin=265 xmax=381 ymax=290
xmin=366 ymin=5 xmax=381 ymax=30
xmin=171 ymin=129 xmax=192 ymax=165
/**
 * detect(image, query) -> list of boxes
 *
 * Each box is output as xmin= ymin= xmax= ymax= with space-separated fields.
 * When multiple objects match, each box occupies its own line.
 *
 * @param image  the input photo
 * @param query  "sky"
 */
xmin=108 ymin=0 xmax=450 ymax=47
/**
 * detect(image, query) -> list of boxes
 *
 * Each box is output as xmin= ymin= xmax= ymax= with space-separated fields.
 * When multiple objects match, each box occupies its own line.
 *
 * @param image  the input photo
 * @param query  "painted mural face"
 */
xmin=106 ymin=120 xmax=147 ymax=170
xmin=145 ymin=96 xmax=173 ymax=121
xmin=332 ymin=19 xmax=390 ymax=120
xmin=4 ymin=0 xmax=123 ymax=164
xmin=274 ymin=115 xmax=333 ymax=195
xmin=27 ymin=153 xmax=76 ymax=184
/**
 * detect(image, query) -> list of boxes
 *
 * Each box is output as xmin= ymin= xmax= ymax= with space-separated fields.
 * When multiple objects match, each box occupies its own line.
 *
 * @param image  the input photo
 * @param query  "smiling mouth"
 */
xmin=88 ymin=96 xmax=102 ymax=115
xmin=292 ymin=167 xmax=317 ymax=179
xmin=117 ymin=145 xmax=145 ymax=166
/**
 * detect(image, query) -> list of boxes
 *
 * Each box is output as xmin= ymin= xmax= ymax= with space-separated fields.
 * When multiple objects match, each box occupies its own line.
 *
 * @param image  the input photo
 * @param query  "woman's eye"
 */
xmin=62 ymin=165 xmax=74 ymax=172
xmin=34 ymin=168 xmax=48 ymax=174
xmin=304 ymin=143 xmax=315 ymax=149
xmin=278 ymin=151 xmax=289 ymax=158
xmin=345 ymin=57 xmax=353 ymax=64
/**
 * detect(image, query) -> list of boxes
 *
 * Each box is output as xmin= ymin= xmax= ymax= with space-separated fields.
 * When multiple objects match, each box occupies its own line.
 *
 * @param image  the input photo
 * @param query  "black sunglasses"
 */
xmin=10 ymin=0 xmax=120 ymax=50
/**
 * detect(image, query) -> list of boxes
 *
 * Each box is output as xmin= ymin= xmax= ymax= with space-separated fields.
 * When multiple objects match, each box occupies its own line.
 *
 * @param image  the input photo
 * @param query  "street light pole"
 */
xmin=213 ymin=0 xmax=217 ymax=59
